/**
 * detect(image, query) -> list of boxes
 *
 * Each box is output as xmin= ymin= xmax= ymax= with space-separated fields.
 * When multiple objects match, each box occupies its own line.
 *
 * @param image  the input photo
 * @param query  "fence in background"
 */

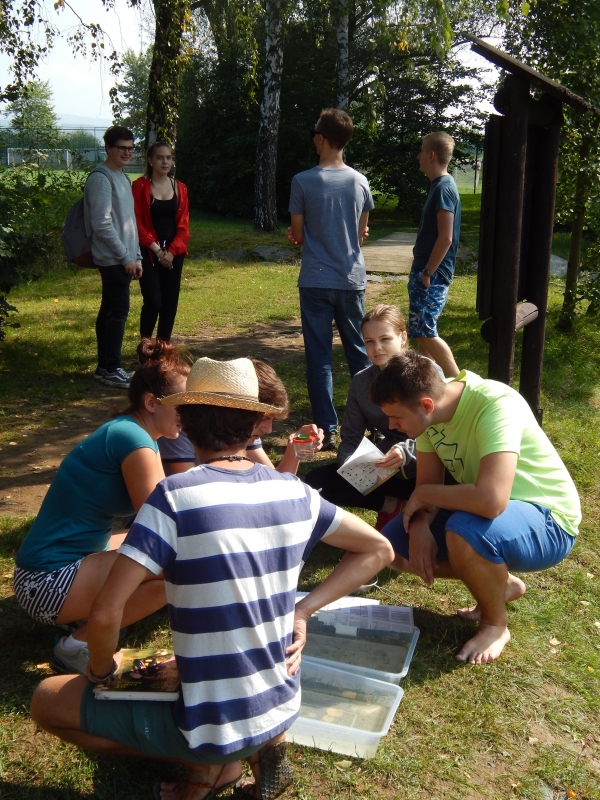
xmin=0 ymin=126 xmax=144 ymax=171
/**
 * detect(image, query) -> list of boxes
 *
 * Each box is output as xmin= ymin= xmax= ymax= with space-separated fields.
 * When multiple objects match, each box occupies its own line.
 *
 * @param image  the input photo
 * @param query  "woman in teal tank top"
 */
xmin=13 ymin=339 xmax=190 ymax=674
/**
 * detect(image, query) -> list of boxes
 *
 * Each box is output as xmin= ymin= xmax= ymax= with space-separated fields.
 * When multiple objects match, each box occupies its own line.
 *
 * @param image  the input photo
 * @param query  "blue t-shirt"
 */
xmin=289 ymin=166 xmax=374 ymax=290
xmin=16 ymin=416 xmax=158 ymax=572
xmin=412 ymin=174 xmax=461 ymax=284
xmin=119 ymin=464 xmax=342 ymax=755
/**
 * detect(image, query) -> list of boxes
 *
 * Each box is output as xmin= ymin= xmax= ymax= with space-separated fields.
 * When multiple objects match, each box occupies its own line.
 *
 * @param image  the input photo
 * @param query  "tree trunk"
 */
xmin=556 ymin=133 xmax=595 ymax=331
xmin=145 ymin=1 xmax=188 ymax=149
xmin=253 ymin=0 xmax=284 ymax=232
xmin=336 ymin=0 xmax=350 ymax=110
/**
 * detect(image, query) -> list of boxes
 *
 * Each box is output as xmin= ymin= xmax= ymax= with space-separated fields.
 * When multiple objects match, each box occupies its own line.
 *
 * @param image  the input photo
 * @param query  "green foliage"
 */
xmin=0 ymin=164 xmax=86 ymax=340
xmin=178 ymin=0 xmax=491 ymax=218
xmin=112 ymin=47 xmax=153 ymax=141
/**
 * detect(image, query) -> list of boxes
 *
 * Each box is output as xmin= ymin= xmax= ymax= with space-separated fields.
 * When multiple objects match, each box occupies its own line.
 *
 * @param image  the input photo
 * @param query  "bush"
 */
xmin=0 ymin=162 xmax=86 ymax=339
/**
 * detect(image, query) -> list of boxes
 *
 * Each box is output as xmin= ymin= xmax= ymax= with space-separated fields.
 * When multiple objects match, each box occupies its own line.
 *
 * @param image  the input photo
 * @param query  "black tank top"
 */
xmin=150 ymin=180 xmax=177 ymax=249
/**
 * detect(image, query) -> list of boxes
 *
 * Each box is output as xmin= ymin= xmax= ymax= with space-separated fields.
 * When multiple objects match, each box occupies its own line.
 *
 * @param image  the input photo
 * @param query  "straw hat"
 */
xmin=161 ymin=357 xmax=284 ymax=414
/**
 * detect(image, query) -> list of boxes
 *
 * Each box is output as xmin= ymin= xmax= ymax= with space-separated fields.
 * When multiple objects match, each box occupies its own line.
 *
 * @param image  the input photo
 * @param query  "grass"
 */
xmin=1 ymin=197 xmax=599 ymax=799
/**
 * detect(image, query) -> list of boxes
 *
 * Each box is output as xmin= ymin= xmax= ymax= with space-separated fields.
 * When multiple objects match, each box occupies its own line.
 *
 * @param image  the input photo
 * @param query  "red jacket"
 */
xmin=132 ymin=175 xmax=190 ymax=257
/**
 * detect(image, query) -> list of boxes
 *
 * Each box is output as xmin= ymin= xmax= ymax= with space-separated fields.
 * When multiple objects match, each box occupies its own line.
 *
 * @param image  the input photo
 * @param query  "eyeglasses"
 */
xmin=114 ymin=145 xmax=135 ymax=154
xmin=309 ymin=128 xmax=327 ymax=139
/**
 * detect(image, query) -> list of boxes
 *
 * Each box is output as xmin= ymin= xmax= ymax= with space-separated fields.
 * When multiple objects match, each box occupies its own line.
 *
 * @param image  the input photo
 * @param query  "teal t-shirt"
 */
xmin=416 ymin=371 xmax=581 ymax=538
xmin=16 ymin=416 xmax=158 ymax=572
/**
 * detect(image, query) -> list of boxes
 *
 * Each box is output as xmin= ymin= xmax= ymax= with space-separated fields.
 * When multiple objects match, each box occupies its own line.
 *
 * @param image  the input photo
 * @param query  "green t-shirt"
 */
xmin=16 ymin=416 xmax=159 ymax=572
xmin=416 ymin=370 xmax=581 ymax=537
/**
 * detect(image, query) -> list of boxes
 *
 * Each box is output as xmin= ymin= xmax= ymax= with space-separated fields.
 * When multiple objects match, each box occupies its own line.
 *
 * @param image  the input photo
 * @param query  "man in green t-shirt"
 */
xmin=371 ymin=351 xmax=580 ymax=665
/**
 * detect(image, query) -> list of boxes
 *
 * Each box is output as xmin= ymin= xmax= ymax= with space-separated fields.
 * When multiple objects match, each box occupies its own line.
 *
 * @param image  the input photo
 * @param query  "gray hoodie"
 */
xmin=83 ymin=163 xmax=141 ymax=267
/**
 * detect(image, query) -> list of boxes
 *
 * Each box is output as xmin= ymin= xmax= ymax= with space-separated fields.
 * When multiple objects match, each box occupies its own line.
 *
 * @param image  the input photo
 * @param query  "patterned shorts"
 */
xmin=13 ymin=559 xmax=82 ymax=625
xmin=407 ymin=269 xmax=451 ymax=338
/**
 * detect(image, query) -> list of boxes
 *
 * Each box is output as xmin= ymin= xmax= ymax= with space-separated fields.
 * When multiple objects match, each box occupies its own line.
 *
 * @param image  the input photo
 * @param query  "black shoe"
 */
xmin=321 ymin=432 xmax=338 ymax=452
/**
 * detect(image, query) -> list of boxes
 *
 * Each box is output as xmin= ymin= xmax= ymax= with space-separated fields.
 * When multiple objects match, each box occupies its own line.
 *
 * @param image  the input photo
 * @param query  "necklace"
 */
xmin=204 ymin=455 xmax=251 ymax=465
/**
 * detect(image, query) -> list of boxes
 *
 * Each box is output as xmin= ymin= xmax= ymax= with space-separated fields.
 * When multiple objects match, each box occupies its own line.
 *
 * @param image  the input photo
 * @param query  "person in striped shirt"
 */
xmin=30 ymin=357 xmax=393 ymax=800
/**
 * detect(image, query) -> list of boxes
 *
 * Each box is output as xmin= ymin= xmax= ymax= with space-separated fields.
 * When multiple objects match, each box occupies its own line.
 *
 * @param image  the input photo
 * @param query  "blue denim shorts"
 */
xmin=382 ymin=500 xmax=575 ymax=572
xmin=407 ymin=269 xmax=451 ymax=338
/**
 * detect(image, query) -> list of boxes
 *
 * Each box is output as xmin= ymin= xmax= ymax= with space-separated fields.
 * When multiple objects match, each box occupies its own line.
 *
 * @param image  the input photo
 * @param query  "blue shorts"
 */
xmin=407 ymin=269 xmax=451 ymax=338
xmin=80 ymin=683 xmax=264 ymax=764
xmin=382 ymin=500 xmax=575 ymax=572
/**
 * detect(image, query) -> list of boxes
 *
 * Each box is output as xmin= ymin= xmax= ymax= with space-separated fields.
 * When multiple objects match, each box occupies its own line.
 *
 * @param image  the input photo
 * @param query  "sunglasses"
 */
xmin=309 ymin=128 xmax=327 ymax=139
xmin=114 ymin=145 xmax=135 ymax=154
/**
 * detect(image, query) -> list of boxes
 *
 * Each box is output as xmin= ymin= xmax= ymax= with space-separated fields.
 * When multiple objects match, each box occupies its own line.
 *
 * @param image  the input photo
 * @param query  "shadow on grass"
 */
xmin=0 ymin=754 xmax=179 ymax=800
xmin=0 ymin=782 xmax=89 ymax=800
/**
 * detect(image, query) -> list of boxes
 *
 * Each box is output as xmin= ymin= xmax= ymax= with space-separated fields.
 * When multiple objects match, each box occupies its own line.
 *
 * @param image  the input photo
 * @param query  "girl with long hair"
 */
xmin=13 ymin=340 xmax=190 ymax=674
xmin=132 ymin=142 xmax=190 ymax=342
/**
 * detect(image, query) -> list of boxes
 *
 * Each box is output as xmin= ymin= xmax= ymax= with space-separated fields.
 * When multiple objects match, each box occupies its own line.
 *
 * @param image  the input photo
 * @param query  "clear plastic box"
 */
xmin=288 ymin=660 xmax=404 ymax=759
xmin=301 ymin=604 xmax=420 ymax=684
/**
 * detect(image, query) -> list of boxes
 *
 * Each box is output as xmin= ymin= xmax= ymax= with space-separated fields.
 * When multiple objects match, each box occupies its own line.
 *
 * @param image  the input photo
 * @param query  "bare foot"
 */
xmin=457 ymin=574 xmax=526 ymax=621
xmin=455 ymin=623 xmax=511 ymax=664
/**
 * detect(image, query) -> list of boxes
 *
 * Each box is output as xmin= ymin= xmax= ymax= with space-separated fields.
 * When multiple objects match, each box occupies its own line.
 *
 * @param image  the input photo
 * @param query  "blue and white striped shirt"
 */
xmin=119 ymin=463 xmax=341 ymax=756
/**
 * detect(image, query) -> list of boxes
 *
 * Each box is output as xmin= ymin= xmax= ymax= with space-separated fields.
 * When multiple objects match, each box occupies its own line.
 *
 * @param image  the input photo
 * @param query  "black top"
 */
xmin=150 ymin=180 xmax=177 ymax=249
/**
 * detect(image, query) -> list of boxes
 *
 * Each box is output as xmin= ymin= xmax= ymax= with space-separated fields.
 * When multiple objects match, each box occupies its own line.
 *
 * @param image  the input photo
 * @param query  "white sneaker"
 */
xmin=50 ymin=637 xmax=89 ymax=675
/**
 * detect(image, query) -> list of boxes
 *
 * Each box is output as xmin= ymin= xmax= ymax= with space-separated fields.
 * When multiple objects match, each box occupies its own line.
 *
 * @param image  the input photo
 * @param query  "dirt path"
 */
xmin=1 ymin=281 xmax=389 ymax=518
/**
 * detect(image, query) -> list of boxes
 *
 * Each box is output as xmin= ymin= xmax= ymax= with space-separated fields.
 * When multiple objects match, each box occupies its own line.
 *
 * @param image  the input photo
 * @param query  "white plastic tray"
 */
xmin=302 ymin=604 xmax=420 ymax=684
xmin=289 ymin=660 xmax=404 ymax=759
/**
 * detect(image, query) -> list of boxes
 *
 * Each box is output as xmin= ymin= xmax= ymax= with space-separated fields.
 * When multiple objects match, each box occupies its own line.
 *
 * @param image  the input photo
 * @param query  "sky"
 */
xmin=1 ymin=0 xmax=151 ymax=124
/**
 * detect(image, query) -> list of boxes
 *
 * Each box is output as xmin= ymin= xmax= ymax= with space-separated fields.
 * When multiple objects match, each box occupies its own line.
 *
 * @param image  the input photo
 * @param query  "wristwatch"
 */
xmin=422 ymin=268 xmax=432 ymax=277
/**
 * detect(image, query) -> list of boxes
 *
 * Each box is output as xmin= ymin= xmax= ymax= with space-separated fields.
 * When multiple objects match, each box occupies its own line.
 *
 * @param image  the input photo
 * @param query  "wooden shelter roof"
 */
xmin=464 ymin=34 xmax=600 ymax=117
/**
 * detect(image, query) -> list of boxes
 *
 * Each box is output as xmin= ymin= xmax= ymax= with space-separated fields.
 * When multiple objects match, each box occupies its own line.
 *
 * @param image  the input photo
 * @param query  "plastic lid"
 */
xmin=293 ymin=433 xmax=314 ymax=442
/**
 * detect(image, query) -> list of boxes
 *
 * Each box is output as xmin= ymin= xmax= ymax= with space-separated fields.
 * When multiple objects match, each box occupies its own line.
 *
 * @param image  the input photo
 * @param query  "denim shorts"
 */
xmin=407 ymin=269 xmax=451 ymax=338
xmin=382 ymin=500 xmax=575 ymax=572
xmin=80 ymin=683 xmax=265 ymax=764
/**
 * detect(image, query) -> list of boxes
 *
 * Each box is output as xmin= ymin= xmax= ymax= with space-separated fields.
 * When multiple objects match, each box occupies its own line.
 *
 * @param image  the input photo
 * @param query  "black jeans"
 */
xmin=96 ymin=264 xmax=132 ymax=372
xmin=139 ymin=251 xmax=184 ymax=341
xmin=304 ymin=462 xmax=415 ymax=512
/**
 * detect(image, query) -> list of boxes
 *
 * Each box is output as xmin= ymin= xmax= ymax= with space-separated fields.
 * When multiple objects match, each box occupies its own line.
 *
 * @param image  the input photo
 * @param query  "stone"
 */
xmin=550 ymin=254 xmax=568 ymax=278
xmin=456 ymin=246 xmax=475 ymax=261
xmin=250 ymin=245 xmax=297 ymax=263
xmin=209 ymin=248 xmax=248 ymax=262
xmin=366 ymin=273 xmax=384 ymax=282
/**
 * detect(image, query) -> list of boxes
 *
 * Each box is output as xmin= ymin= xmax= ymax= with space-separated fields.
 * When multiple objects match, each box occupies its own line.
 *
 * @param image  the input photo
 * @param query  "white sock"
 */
xmin=62 ymin=634 xmax=87 ymax=650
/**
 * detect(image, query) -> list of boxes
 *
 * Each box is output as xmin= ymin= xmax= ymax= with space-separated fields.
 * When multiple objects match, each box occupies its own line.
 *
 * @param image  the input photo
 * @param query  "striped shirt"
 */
xmin=118 ymin=463 xmax=341 ymax=756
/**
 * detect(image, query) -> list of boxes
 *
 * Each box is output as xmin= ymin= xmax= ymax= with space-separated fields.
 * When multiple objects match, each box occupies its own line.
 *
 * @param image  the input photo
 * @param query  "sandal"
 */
xmin=232 ymin=741 xmax=293 ymax=800
xmin=153 ymin=764 xmax=242 ymax=800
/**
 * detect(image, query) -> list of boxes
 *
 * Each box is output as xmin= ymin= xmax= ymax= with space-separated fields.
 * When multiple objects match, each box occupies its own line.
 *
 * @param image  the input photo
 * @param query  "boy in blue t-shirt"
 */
xmin=287 ymin=108 xmax=374 ymax=450
xmin=408 ymin=131 xmax=461 ymax=377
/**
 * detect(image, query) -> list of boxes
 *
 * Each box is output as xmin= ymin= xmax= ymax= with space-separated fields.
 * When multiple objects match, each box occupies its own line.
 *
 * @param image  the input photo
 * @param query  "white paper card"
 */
xmin=336 ymin=437 xmax=398 ymax=495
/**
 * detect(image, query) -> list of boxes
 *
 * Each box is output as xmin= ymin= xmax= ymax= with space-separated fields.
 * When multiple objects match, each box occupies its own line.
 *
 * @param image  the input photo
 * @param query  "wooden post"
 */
xmin=519 ymin=95 xmax=563 ymax=423
xmin=476 ymin=115 xmax=502 ymax=321
xmin=488 ymin=74 xmax=530 ymax=384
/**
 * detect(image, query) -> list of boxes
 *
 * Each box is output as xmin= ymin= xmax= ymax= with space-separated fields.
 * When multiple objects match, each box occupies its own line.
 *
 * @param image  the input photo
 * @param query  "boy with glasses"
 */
xmin=84 ymin=125 xmax=142 ymax=388
xmin=288 ymin=108 xmax=374 ymax=450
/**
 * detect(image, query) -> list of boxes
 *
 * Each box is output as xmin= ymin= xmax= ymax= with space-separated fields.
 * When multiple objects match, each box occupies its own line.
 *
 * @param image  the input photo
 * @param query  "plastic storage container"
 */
xmin=302 ymin=604 xmax=420 ymax=684
xmin=288 ymin=660 xmax=404 ymax=759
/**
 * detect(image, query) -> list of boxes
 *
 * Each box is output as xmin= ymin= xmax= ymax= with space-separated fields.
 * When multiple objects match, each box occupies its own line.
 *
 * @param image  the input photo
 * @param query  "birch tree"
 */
xmin=254 ymin=0 xmax=285 ymax=231
xmin=336 ymin=0 xmax=350 ymax=109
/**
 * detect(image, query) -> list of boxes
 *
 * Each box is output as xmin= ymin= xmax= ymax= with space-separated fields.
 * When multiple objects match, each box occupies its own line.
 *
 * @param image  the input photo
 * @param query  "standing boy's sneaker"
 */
xmin=50 ymin=636 xmax=89 ymax=675
xmin=93 ymin=367 xmax=108 ymax=381
xmin=101 ymin=367 xmax=131 ymax=388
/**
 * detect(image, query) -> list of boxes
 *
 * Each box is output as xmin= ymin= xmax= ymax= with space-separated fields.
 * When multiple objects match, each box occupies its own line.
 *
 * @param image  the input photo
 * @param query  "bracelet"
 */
xmin=88 ymin=658 xmax=118 ymax=684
